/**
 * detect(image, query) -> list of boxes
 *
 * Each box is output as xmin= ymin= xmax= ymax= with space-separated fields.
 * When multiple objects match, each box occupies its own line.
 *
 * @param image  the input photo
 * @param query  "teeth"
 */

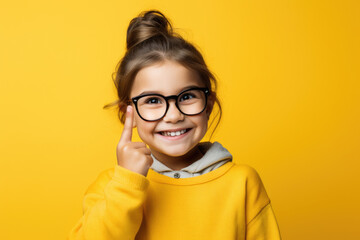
xmin=161 ymin=129 xmax=187 ymax=136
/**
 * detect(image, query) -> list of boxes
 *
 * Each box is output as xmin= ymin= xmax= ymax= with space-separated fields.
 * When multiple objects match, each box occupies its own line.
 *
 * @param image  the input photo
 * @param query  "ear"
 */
xmin=206 ymin=93 xmax=215 ymax=119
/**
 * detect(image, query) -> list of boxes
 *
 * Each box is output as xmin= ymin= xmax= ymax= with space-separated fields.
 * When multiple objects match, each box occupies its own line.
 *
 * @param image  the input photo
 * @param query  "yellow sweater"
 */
xmin=68 ymin=162 xmax=281 ymax=240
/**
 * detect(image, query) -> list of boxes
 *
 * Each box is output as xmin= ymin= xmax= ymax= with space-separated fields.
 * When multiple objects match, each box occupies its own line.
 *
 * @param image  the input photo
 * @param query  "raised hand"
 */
xmin=116 ymin=105 xmax=153 ymax=176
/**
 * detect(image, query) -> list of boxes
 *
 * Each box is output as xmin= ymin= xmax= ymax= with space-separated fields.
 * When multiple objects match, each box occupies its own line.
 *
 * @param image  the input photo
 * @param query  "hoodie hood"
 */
xmin=150 ymin=141 xmax=233 ymax=178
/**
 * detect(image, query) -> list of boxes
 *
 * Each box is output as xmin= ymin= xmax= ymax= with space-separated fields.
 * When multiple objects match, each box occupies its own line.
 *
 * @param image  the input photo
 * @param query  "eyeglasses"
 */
xmin=130 ymin=87 xmax=210 ymax=121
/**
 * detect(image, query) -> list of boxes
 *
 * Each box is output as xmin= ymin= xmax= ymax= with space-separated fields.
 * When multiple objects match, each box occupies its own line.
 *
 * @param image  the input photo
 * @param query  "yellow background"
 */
xmin=1 ymin=0 xmax=359 ymax=239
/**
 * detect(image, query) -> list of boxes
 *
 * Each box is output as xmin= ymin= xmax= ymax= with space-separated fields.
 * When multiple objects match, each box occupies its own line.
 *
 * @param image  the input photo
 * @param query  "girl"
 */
xmin=68 ymin=10 xmax=281 ymax=240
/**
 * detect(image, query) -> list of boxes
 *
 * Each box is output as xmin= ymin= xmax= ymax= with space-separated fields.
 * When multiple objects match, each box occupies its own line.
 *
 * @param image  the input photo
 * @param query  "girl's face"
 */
xmin=130 ymin=60 xmax=213 ymax=165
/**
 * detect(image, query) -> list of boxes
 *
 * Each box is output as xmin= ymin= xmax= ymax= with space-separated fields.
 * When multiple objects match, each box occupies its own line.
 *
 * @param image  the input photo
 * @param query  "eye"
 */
xmin=179 ymin=93 xmax=196 ymax=102
xmin=144 ymin=97 xmax=163 ymax=104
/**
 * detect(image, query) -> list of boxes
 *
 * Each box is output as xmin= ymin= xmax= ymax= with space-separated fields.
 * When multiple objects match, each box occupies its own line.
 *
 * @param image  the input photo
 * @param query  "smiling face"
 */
xmin=130 ymin=60 xmax=213 ymax=167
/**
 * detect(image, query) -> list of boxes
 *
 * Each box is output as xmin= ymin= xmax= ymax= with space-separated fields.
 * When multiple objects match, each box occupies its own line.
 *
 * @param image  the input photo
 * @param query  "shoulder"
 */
xmin=229 ymin=163 xmax=271 ymax=223
xmin=231 ymin=163 xmax=270 ymax=201
xmin=229 ymin=163 xmax=264 ymax=186
xmin=230 ymin=163 xmax=259 ymax=175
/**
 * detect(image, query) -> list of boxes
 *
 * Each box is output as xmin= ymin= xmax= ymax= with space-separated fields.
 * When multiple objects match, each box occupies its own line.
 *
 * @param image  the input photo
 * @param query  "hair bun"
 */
xmin=126 ymin=10 xmax=173 ymax=50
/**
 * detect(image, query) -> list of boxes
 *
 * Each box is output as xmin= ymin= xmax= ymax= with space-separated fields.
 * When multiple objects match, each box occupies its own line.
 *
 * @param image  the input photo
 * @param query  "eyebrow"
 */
xmin=137 ymin=85 xmax=203 ymax=96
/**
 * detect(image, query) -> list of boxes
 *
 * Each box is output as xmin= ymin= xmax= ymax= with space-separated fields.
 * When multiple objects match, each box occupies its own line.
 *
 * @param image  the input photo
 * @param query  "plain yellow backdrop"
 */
xmin=1 ymin=0 xmax=359 ymax=239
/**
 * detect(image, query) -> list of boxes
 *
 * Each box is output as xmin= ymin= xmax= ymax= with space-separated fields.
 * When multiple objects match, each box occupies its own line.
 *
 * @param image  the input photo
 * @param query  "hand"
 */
xmin=116 ymin=105 xmax=153 ymax=176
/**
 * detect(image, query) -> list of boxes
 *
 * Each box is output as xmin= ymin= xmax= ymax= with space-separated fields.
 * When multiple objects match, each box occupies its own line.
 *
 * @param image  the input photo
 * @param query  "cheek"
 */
xmin=194 ymin=114 xmax=209 ymax=135
xmin=135 ymin=119 xmax=156 ymax=141
xmin=202 ymin=117 xmax=209 ymax=133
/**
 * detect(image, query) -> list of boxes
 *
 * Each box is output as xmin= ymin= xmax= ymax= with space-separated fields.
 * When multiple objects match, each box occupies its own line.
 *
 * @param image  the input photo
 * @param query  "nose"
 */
xmin=163 ymin=100 xmax=185 ymax=123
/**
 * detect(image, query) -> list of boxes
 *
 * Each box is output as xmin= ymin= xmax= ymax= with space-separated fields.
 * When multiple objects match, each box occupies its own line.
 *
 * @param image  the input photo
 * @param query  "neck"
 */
xmin=151 ymin=145 xmax=204 ymax=171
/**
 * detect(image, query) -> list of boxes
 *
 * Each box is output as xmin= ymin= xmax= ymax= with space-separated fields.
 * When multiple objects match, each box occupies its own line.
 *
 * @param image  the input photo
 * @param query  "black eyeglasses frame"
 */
xmin=129 ymin=87 xmax=210 ymax=122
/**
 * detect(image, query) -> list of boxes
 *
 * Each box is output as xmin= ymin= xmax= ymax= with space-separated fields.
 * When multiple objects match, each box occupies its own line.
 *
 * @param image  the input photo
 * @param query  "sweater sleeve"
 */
xmin=244 ymin=166 xmax=281 ymax=240
xmin=67 ymin=165 xmax=150 ymax=240
xmin=246 ymin=203 xmax=281 ymax=240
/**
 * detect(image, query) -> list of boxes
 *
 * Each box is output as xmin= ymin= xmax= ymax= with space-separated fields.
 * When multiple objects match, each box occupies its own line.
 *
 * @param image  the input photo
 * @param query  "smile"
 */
xmin=159 ymin=128 xmax=191 ymax=137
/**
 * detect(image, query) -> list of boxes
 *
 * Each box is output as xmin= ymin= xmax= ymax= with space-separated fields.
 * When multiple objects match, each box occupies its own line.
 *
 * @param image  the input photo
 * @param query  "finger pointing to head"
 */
xmin=120 ymin=105 xmax=134 ymax=144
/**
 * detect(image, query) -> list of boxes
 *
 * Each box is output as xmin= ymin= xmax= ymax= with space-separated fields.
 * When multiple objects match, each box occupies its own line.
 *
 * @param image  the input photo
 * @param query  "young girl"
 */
xmin=68 ymin=10 xmax=281 ymax=240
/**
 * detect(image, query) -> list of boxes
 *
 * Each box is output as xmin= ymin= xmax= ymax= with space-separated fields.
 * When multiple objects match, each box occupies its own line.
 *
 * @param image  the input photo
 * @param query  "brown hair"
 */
xmin=103 ymin=10 xmax=222 ymax=137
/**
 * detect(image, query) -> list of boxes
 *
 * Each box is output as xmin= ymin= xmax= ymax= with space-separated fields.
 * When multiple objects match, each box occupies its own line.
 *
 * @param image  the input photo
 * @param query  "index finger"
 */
xmin=120 ymin=105 xmax=134 ymax=144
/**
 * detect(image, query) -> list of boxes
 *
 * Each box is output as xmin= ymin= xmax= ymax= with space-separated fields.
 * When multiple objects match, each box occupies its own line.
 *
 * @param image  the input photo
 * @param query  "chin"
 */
xmin=161 ymin=147 xmax=190 ymax=157
xmin=153 ymin=144 xmax=194 ymax=157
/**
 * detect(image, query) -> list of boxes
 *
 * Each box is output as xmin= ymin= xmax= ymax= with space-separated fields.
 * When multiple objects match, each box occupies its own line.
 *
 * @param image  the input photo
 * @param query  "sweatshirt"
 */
xmin=68 ymin=142 xmax=281 ymax=240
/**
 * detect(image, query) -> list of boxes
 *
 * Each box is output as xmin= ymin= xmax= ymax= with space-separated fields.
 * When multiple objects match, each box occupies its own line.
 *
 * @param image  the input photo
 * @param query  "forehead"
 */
xmin=130 ymin=60 xmax=203 ymax=97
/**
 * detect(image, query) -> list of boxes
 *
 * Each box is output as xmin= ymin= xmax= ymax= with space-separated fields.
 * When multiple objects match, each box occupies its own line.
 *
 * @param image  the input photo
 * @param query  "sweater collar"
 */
xmin=150 ymin=141 xmax=233 ymax=174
